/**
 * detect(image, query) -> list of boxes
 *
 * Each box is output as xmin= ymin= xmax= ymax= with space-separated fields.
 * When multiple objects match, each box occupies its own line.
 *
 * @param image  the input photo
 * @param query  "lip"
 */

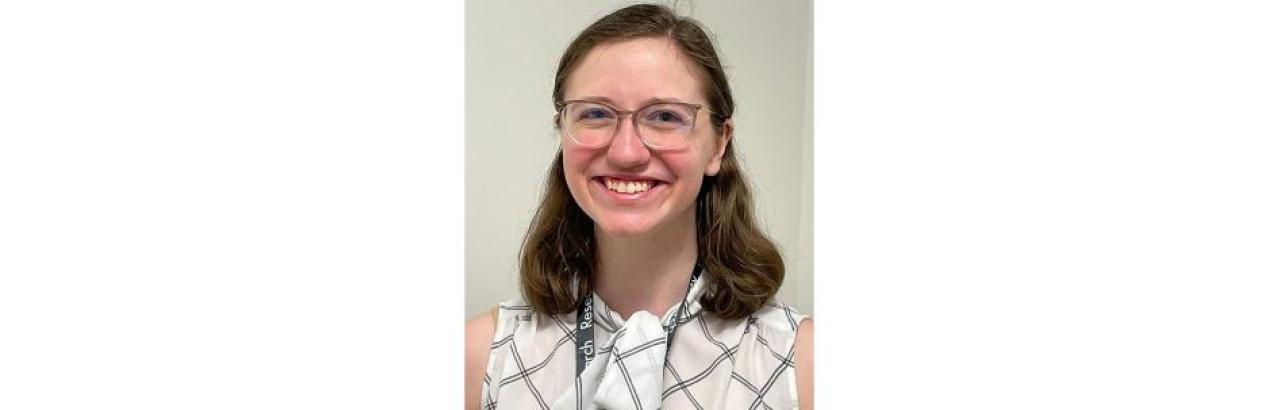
xmin=591 ymin=175 xmax=667 ymax=202
xmin=596 ymin=173 xmax=667 ymax=182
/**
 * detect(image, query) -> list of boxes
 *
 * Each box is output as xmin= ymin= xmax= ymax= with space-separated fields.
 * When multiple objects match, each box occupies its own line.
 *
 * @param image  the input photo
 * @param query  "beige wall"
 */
xmin=465 ymin=0 xmax=812 ymax=318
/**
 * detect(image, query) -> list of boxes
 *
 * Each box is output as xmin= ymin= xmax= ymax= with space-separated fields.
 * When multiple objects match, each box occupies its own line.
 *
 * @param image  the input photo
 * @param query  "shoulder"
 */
xmin=751 ymin=300 xmax=810 ymax=335
xmin=795 ymin=316 xmax=813 ymax=410
xmin=702 ymin=301 xmax=811 ymax=408
xmin=695 ymin=300 xmax=809 ymax=357
xmin=464 ymin=307 xmax=498 ymax=410
xmin=464 ymin=307 xmax=497 ymax=372
xmin=755 ymin=301 xmax=812 ymax=410
xmin=469 ymin=298 xmax=533 ymax=348
xmin=465 ymin=308 xmax=497 ymax=349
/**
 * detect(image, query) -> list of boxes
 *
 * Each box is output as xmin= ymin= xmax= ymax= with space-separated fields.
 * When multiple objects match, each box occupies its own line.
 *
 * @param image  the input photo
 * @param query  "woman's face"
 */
xmin=560 ymin=37 xmax=729 ymax=239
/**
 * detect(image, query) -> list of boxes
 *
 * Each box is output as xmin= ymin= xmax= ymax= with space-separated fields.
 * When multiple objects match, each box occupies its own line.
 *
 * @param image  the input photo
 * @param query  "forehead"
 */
xmin=563 ymin=37 xmax=706 ymax=105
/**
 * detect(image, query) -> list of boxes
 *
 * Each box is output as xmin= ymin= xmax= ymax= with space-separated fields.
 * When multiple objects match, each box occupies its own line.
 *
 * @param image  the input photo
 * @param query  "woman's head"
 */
xmin=520 ymin=3 xmax=783 ymax=320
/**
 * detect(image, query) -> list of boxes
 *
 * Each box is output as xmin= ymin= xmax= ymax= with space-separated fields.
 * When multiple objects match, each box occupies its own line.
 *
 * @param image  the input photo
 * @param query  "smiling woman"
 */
xmin=465 ymin=3 xmax=811 ymax=410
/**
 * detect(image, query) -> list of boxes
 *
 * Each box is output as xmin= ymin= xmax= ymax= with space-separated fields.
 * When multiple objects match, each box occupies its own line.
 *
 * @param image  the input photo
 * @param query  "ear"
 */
xmin=705 ymin=119 xmax=733 ymax=176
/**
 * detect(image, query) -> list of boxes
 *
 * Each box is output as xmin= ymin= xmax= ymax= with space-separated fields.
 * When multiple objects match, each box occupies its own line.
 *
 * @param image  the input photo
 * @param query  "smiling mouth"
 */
xmin=599 ymin=176 xmax=661 ymax=194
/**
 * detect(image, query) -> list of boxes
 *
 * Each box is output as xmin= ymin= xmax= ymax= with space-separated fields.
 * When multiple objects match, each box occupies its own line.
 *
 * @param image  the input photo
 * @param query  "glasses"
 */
xmin=555 ymin=99 xmax=719 ymax=150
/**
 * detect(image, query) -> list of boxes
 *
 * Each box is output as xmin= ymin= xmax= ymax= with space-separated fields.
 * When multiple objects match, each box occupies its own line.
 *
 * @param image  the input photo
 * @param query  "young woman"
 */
xmin=466 ymin=4 xmax=812 ymax=409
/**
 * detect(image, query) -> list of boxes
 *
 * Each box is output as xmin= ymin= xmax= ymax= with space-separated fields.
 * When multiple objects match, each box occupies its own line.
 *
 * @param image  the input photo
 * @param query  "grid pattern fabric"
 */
xmin=480 ymin=276 xmax=807 ymax=410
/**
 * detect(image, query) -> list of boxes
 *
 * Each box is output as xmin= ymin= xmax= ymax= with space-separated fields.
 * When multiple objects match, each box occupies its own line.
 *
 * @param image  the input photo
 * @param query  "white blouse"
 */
xmin=480 ymin=275 xmax=807 ymax=410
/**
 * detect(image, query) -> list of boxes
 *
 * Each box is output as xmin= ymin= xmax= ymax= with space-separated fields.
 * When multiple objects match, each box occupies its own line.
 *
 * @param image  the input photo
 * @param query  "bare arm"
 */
xmin=464 ymin=307 xmax=497 ymax=410
xmin=796 ymin=318 xmax=813 ymax=410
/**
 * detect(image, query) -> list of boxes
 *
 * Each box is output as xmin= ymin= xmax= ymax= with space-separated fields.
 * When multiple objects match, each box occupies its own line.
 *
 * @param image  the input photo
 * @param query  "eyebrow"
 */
xmin=573 ymin=96 xmax=699 ymax=107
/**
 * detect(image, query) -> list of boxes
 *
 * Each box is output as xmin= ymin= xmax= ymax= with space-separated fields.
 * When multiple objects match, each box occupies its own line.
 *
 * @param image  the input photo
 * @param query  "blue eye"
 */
xmin=581 ymin=108 xmax=612 ymax=120
xmin=565 ymin=102 xmax=616 ymax=129
xmin=646 ymin=110 xmax=689 ymax=125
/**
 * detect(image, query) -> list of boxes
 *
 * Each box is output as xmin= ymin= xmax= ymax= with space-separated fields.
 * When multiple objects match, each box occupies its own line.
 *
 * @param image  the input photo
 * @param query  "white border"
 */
xmin=818 ymin=0 xmax=1279 ymax=408
xmin=1 ymin=0 xmax=461 ymax=408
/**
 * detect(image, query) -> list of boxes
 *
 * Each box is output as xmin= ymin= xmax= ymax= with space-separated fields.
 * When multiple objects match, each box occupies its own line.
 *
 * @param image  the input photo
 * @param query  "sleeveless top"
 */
xmin=480 ymin=274 xmax=808 ymax=410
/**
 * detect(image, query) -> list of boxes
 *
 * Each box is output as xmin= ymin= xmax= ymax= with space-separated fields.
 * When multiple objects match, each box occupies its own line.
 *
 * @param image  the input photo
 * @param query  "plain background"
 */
xmin=466 ymin=0 xmax=813 ymax=318
xmin=3 ymin=0 xmax=1278 ymax=408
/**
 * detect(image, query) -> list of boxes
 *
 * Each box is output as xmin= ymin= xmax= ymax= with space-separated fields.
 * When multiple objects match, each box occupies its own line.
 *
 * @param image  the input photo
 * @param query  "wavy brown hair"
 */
xmin=518 ymin=3 xmax=784 ymax=320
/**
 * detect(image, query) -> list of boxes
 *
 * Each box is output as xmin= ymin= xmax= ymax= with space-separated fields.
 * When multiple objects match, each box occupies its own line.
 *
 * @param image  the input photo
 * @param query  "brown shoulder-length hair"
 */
xmin=518 ymin=3 xmax=784 ymax=320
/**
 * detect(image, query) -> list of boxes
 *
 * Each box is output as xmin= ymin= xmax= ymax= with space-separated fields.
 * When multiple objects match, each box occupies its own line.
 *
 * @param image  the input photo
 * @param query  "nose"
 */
xmin=605 ymin=116 xmax=651 ymax=169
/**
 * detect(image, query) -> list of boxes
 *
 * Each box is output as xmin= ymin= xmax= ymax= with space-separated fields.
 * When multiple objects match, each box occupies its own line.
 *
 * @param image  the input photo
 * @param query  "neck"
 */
xmin=592 ymin=210 xmax=699 ymax=321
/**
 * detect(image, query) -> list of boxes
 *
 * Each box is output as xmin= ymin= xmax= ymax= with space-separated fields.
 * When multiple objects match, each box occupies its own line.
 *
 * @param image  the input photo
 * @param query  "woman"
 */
xmin=466 ymin=4 xmax=812 ymax=409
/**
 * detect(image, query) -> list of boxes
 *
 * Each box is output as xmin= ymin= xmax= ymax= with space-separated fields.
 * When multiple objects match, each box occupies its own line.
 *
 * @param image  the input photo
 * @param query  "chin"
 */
xmin=594 ymin=217 xmax=661 ymax=238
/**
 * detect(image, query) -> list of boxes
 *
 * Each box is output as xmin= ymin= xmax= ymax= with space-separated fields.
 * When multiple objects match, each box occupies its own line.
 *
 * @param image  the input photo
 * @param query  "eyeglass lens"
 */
xmin=561 ymin=102 xmax=698 ymax=148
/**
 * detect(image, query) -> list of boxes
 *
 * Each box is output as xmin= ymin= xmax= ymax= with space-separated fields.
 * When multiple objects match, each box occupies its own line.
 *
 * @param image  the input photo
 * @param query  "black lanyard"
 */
xmin=575 ymin=263 xmax=701 ymax=376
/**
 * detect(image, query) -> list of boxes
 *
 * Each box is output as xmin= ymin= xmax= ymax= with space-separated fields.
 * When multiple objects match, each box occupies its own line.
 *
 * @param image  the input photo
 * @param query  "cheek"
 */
xmin=561 ymin=146 xmax=595 ymax=174
xmin=669 ymin=142 xmax=718 ymax=177
xmin=560 ymin=148 xmax=599 ymax=204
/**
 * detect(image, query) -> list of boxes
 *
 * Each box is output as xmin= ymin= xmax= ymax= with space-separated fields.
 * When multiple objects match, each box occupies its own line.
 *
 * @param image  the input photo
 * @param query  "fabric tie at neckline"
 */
xmin=557 ymin=266 xmax=705 ymax=410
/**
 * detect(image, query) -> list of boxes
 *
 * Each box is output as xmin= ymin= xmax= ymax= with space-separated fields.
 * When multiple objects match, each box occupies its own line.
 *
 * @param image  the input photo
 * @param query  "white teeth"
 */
xmin=604 ymin=178 xmax=652 ymax=194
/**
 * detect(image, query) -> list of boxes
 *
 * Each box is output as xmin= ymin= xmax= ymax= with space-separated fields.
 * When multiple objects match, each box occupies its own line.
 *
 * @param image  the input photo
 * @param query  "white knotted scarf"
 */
xmin=550 ymin=277 xmax=704 ymax=410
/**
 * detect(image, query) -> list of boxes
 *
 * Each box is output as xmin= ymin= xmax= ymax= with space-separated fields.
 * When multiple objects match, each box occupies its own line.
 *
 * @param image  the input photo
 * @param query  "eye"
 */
xmin=644 ymin=109 xmax=690 ymax=126
xmin=576 ymin=107 xmax=615 ymax=121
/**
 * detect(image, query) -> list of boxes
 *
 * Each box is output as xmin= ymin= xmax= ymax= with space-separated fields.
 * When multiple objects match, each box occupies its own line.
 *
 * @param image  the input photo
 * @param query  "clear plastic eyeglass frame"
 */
xmin=555 ymin=99 xmax=722 ymax=150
